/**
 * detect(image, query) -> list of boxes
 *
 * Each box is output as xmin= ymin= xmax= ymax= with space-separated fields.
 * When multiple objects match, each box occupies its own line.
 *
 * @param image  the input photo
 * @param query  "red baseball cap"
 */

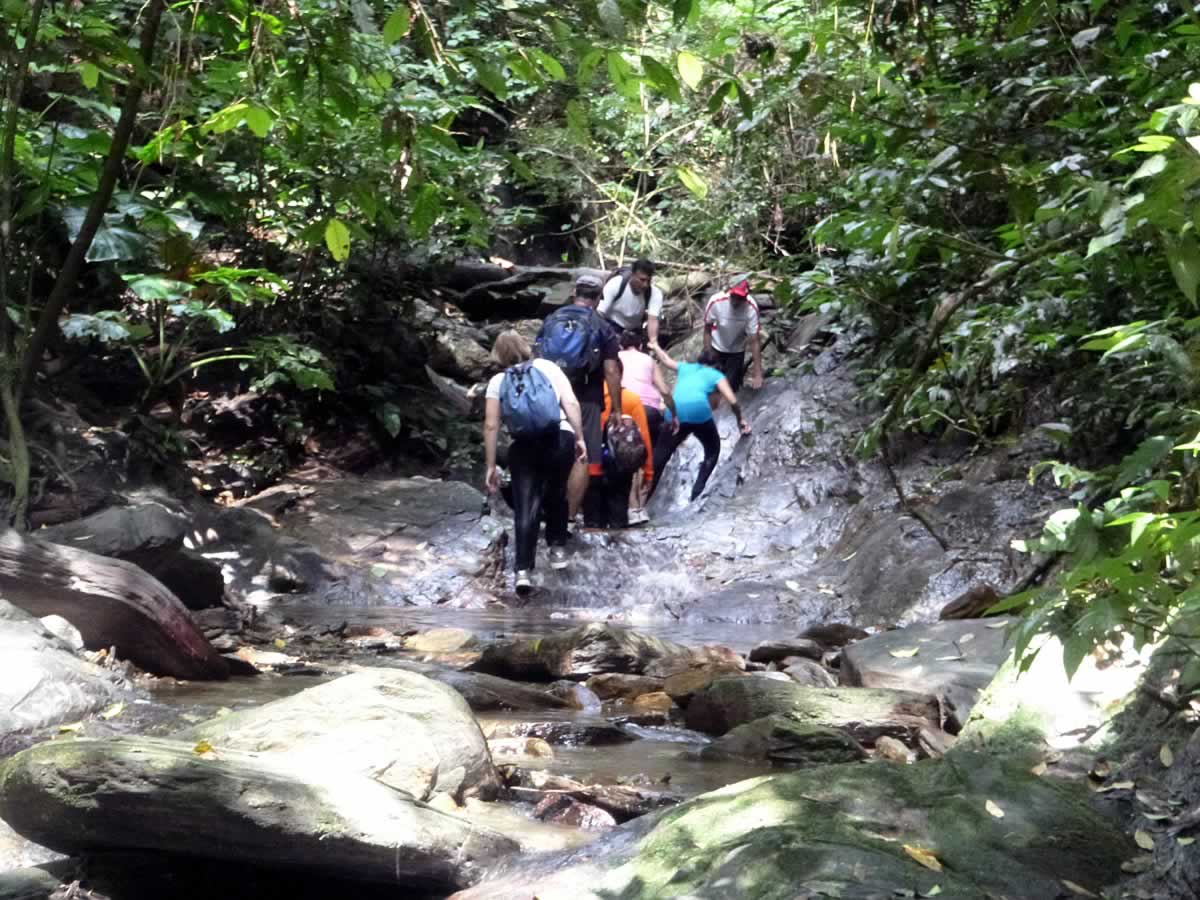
xmin=729 ymin=278 xmax=751 ymax=297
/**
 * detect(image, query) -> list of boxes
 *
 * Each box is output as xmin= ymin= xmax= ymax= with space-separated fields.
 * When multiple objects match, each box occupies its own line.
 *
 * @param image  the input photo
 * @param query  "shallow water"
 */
xmin=260 ymin=602 xmax=792 ymax=654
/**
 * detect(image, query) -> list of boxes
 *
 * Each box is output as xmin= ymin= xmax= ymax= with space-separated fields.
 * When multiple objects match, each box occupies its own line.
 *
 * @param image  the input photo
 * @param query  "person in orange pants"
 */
xmin=585 ymin=380 xmax=655 ymax=529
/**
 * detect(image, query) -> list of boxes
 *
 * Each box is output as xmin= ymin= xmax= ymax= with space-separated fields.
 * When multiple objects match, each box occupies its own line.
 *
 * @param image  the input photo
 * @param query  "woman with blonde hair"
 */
xmin=483 ymin=331 xmax=586 ymax=595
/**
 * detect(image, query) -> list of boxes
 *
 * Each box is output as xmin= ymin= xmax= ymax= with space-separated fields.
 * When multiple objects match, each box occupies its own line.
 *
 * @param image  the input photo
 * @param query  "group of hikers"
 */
xmin=482 ymin=260 xmax=763 ymax=595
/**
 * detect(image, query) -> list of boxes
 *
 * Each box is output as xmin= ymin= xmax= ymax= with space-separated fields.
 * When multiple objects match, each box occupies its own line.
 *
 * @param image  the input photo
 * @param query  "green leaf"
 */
xmin=324 ymin=219 xmax=351 ymax=262
xmin=1165 ymin=233 xmax=1200 ymax=305
xmin=383 ymin=6 xmax=411 ymax=43
xmin=677 ymin=51 xmax=704 ymax=90
xmin=473 ymin=60 xmax=508 ymax=99
xmin=1086 ymin=223 xmax=1125 ymax=258
xmin=673 ymin=0 xmax=698 ymax=27
xmin=81 ymin=62 xmax=99 ymax=89
xmin=641 ymin=56 xmax=681 ymax=102
xmin=676 ymin=165 xmax=708 ymax=200
xmin=566 ymin=99 xmax=590 ymax=144
xmin=530 ymin=49 xmax=566 ymax=81
xmin=244 ymin=105 xmax=273 ymax=138
xmin=124 ymin=275 xmax=192 ymax=302
xmin=410 ymin=184 xmax=440 ymax=237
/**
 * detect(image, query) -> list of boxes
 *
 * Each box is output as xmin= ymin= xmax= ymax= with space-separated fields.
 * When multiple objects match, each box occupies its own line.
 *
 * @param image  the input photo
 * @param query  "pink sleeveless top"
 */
xmin=619 ymin=349 xmax=663 ymax=411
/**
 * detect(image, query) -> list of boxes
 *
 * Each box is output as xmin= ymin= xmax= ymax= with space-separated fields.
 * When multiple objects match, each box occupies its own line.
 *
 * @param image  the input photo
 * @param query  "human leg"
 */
xmin=508 ymin=438 xmax=549 ymax=571
xmin=569 ymin=398 xmax=603 ymax=518
xmin=647 ymin=421 xmax=684 ymax=501
xmin=689 ymin=419 xmax=722 ymax=501
xmin=544 ymin=430 xmax=575 ymax=547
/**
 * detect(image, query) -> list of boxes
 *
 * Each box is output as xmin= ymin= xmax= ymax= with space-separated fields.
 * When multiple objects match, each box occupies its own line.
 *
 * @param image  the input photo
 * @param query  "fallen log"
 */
xmin=0 ymin=530 xmax=228 ymax=680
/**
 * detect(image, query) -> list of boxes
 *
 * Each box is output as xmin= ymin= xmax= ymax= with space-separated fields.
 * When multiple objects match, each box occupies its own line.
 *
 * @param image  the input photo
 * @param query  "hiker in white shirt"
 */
xmin=598 ymin=259 xmax=664 ymax=344
xmin=702 ymin=275 xmax=764 ymax=393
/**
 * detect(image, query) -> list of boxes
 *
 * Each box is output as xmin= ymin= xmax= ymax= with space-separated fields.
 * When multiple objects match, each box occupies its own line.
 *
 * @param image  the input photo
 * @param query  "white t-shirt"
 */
xmin=703 ymin=292 xmax=760 ymax=353
xmin=598 ymin=275 xmax=664 ymax=331
xmin=485 ymin=358 xmax=575 ymax=433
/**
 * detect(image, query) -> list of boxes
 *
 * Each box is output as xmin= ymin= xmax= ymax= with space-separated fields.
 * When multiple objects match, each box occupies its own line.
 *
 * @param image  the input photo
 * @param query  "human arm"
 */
xmin=557 ymin=381 xmax=588 ymax=463
xmin=715 ymin=378 xmax=752 ymax=435
xmin=746 ymin=303 xmax=763 ymax=388
xmin=483 ymin=397 xmax=502 ymax=492
xmin=646 ymin=287 xmax=663 ymax=344
xmin=597 ymin=276 xmax=618 ymax=317
xmin=648 ymin=341 xmax=679 ymax=371
xmin=652 ymin=361 xmax=670 ymax=401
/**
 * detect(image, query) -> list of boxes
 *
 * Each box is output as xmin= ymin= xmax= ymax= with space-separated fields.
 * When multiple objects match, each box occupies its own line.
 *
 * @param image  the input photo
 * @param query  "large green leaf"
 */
xmin=641 ymin=56 xmax=682 ymax=102
xmin=566 ymin=99 xmax=590 ymax=144
xmin=676 ymin=166 xmax=709 ymax=199
xmin=383 ymin=7 xmax=411 ymax=43
xmin=410 ymin=184 xmax=441 ymax=237
xmin=677 ymin=51 xmax=704 ymax=89
xmin=1165 ymin=232 xmax=1200 ymax=305
xmin=530 ymin=49 xmax=566 ymax=81
xmin=325 ymin=219 xmax=351 ymax=262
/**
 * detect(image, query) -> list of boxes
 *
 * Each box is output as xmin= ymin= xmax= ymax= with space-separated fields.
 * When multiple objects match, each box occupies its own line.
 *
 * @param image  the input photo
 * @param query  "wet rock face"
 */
xmin=699 ymin=714 xmax=868 ymax=766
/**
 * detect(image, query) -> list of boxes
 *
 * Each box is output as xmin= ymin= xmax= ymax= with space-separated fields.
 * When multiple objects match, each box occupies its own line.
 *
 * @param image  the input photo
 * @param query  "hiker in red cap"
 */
xmin=702 ymin=275 xmax=764 ymax=394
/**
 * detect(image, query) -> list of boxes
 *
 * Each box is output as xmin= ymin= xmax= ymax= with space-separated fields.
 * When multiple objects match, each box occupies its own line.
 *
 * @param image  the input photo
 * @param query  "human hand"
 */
xmin=485 ymin=465 xmax=500 ymax=494
xmin=749 ymin=371 xmax=764 ymax=389
xmin=671 ymin=419 xmax=681 ymax=435
xmin=739 ymin=420 xmax=753 ymax=436
xmin=574 ymin=437 xmax=588 ymax=463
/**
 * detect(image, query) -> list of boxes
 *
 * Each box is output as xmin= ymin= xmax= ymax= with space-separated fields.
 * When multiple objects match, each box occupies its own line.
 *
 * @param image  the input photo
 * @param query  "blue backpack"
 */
xmin=535 ymin=306 xmax=603 ymax=379
xmin=500 ymin=362 xmax=561 ymax=438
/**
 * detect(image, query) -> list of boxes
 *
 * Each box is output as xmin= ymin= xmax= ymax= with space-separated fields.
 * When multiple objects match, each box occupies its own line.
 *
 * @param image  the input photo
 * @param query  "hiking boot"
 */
xmin=515 ymin=570 xmax=534 ymax=596
xmin=548 ymin=546 xmax=570 ymax=570
xmin=629 ymin=507 xmax=648 ymax=525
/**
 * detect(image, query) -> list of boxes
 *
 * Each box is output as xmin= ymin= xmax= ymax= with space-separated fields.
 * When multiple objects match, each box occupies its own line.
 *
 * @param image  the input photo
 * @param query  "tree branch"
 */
xmin=18 ymin=0 xmax=167 ymax=399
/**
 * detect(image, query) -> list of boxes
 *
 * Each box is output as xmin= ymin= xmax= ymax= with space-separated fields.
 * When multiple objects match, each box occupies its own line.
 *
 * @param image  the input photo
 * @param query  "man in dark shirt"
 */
xmin=537 ymin=274 xmax=622 ymax=521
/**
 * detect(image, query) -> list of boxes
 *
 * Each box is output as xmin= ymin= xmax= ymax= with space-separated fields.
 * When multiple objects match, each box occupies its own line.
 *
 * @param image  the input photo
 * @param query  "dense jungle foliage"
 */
xmin=2 ymin=0 xmax=1200 ymax=679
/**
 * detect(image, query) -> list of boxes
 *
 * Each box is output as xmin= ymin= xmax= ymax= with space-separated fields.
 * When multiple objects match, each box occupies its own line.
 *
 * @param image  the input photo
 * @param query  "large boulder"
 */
xmin=0 ymin=530 xmax=228 ymax=680
xmin=174 ymin=668 xmax=500 ymax=801
xmin=0 ymin=738 xmax=516 ymax=890
xmin=449 ymin=753 xmax=1133 ymax=899
xmin=840 ymin=618 xmax=1014 ymax=731
xmin=0 ymin=600 xmax=129 ymax=738
xmin=38 ymin=500 xmax=225 ymax=610
xmin=686 ymin=676 xmax=940 ymax=746
xmin=471 ymin=623 xmax=743 ymax=681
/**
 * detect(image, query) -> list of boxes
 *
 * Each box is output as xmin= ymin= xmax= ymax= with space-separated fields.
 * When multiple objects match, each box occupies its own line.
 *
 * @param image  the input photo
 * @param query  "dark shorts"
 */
xmin=579 ymin=399 xmax=604 ymax=465
xmin=713 ymin=350 xmax=746 ymax=392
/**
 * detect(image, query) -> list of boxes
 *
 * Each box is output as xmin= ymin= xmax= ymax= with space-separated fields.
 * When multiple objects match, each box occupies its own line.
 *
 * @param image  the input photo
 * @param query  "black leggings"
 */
xmin=509 ymin=430 xmax=575 ymax=571
xmin=652 ymin=418 xmax=721 ymax=502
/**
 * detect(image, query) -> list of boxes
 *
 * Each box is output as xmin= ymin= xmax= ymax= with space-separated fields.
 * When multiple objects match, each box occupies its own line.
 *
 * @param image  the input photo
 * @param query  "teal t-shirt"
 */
xmin=673 ymin=362 xmax=724 ymax=424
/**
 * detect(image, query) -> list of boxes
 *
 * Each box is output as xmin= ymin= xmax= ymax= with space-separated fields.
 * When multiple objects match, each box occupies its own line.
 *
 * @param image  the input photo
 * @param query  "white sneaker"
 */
xmin=629 ymin=508 xmax=648 ymax=525
xmin=548 ymin=546 xmax=569 ymax=570
xmin=515 ymin=570 xmax=534 ymax=596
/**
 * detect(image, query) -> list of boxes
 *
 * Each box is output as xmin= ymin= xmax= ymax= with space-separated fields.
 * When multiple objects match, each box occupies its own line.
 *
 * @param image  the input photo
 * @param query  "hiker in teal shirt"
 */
xmin=647 ymin=344 xmax=751 ymax=502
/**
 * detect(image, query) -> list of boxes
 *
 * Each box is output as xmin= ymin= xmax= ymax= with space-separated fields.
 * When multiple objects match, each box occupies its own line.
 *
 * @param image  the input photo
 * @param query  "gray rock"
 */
xmin=489 ymin=719 xmax=634 ymax=747
xmin=0 ymin=738 xmax=516 ymax=890
xmin=700 ymin=714 xmax=867 ymax=766
xmin=174 ymin=668 xmax=500 ymax=801
xmin=781 ymin=657 xmax=838 ymax=688
xmin=38 ymin=501 xmax=225 ymax=611
xmin=585 ymin=673 xmax=666 ymax=702
xmin=686 ymin=676 xmax=940 ymax=746
xmin=386 ymin=659 xmax=571 ymax=711
xmin=37 ymin=616 xmax=82 ymax=651
xmin=748 ymin=638 xmax=823 ymax=664
xmin=840 ymin=618 xmax=1013 ymax=731
xmin=0 ymin=599 xmax=128 ymax=736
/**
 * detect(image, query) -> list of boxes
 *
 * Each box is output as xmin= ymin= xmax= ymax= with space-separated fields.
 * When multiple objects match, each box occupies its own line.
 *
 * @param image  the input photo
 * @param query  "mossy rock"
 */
xmin=451 ymin=752 xmax=1134 ymax=900
xmin=699 ymin=714 xmax=867 ymax=766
